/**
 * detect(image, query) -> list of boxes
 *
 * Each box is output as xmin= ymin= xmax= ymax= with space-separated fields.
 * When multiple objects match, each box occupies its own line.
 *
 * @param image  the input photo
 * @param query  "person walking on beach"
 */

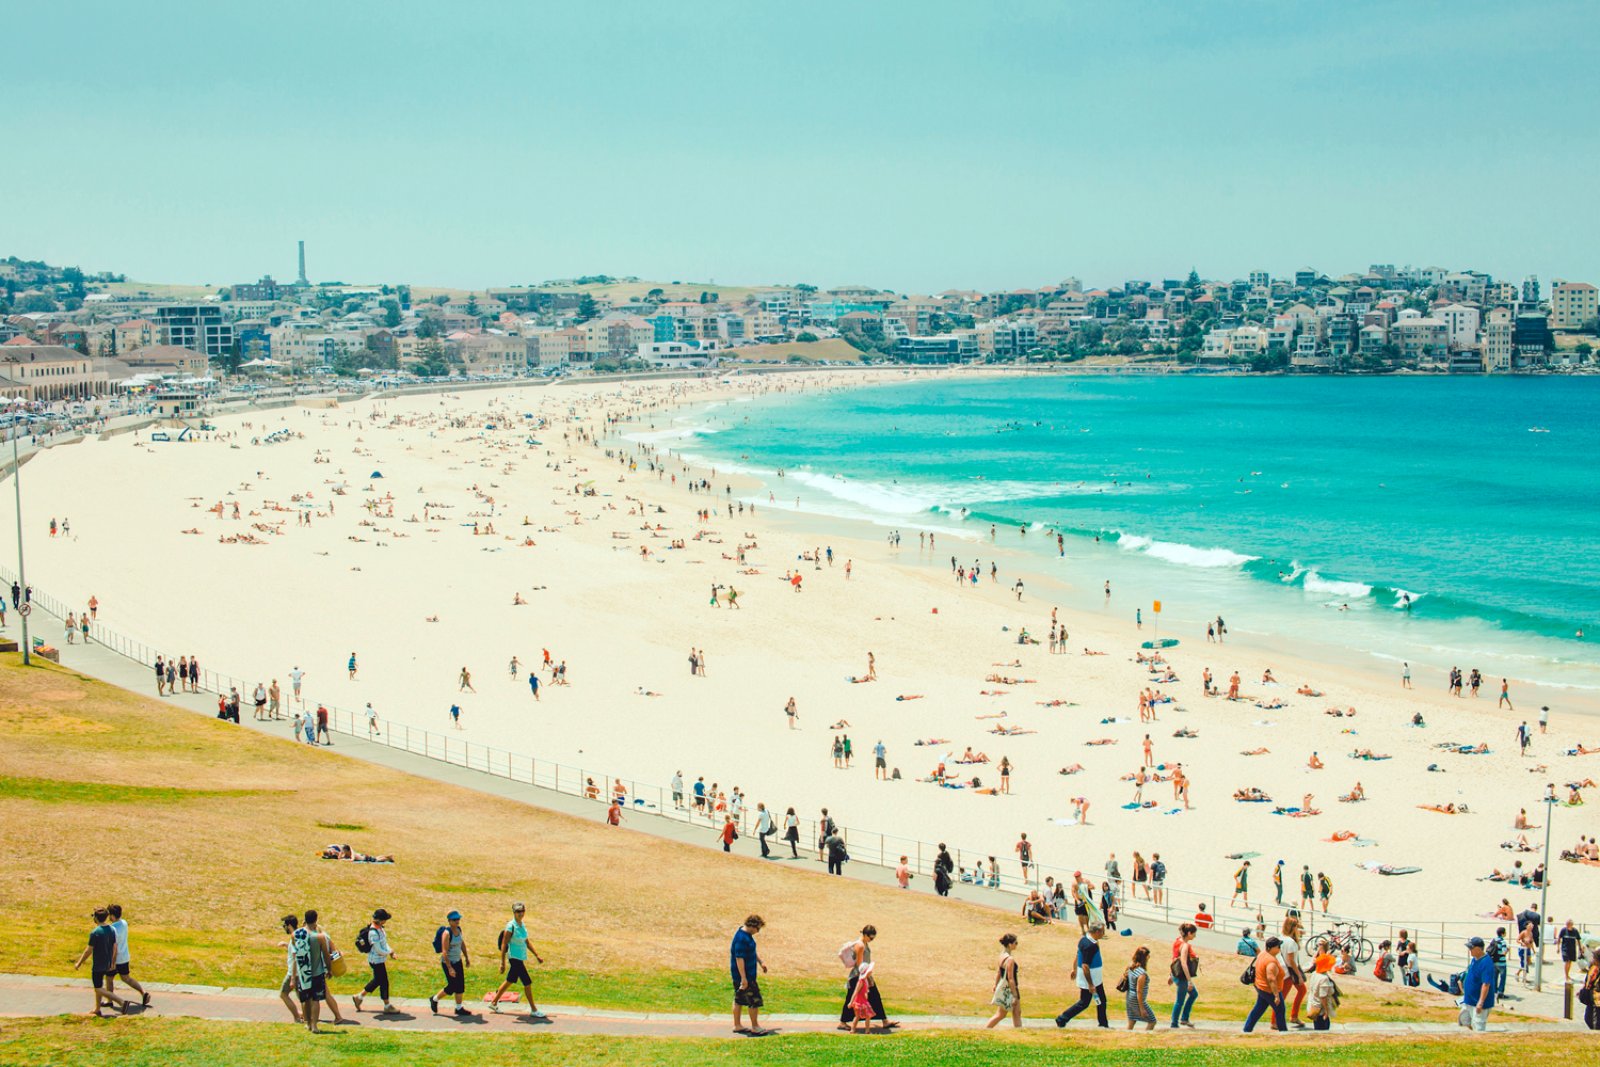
xmin=1402 ymin=662 xmax=1412 ymax=689
xmin=986 ymin=933 xmax=1022 ymax=1028
xmin=429 ymin=910 xmax=471 ymax=1016
xmin=459 ymin=667 xmax=476 ymax=693
xmin=352 ymin=909 xmax=398 ymax=1014
xmin=489 ymin=902 xmax=547 ymax=1018
xmin=1231 ymin=860 xmax=1251 ymax=907
xmin=1055 ymin=921 xmax=1109 ymax=1028
xmin=74 ymin=908 xmax=134 ymax=1017
xmin=1317 ymin=871 xmax=1332 ymax=914
xmin=528 ymin=670 xmax=540 ymax=701
xmin=730 ymin=915 xmax=770 ymax=1036
xmin=1499 ymin=679 xmax=1513 ymax=710
xmin=1016 ymin=833 xmax=1034 ymax=884
xmin=785 ymin=697 xmax=798 ymax=729
xmin=1244 ymin=936 xmax=1288 ymax=1032
xmin=866 ymin=651 xmax=877 ymax=681
xmin=105 ymin=904 xmax=150 ymax=1009
xmin=348 ymin=653 xmax=358 ymax=680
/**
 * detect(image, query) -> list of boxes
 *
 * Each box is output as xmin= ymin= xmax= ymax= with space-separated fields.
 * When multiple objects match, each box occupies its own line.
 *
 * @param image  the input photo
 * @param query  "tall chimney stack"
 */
xmin=297 ymin=240 xmax=308 ymax=286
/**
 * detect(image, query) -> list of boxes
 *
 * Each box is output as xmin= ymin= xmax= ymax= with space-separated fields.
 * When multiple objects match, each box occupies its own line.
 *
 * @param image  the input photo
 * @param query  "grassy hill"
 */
xmin=0 ymin=653 xmax=1553 ymax=1062
xmin=720 ymin=339 xmax=863 ymax=363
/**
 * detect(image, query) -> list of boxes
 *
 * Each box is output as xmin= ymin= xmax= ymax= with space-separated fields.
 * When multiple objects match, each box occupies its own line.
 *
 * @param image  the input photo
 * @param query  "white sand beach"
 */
xmin=7 ymin=371 xmax=1599 ymax=926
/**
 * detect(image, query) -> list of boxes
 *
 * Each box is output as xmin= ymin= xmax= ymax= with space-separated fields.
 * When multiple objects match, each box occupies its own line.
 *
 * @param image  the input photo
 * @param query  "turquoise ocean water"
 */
xmin=646 ymin=375 xmax=1600 ymax=692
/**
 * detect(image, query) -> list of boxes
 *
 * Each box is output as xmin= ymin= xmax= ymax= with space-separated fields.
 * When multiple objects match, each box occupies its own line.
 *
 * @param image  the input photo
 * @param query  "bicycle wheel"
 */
xmin=1354 ymin=937 xmax=1375 ymax=964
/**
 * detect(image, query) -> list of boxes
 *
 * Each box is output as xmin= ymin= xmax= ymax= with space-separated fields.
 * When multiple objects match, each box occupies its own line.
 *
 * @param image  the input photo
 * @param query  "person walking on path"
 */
xmin=303 ymin=913 xmax=348 ymax=1025
xmin=1231 ymin=860 xmax=1250 ymax=907
xmin=1305 ymin=947 xmax=1342 ymax=1030
xmin=352 ymin=909 xmax=398 ymax=1014
xmin=278 ymin=915 xmax=305 ymax=1024
xmin=1055 ymin=921 xmax=1109 ymax=1028
xmin=316 ymin=704 xmax=332 ymax=745
xmin=1170 ymin=922 xmax=1199 ymax=1028
xmin=429 ymin=910 xmax=472 ymax=1016
xmin=1281 ymin=915 xmax=1309 ymax=1028
xmin=755 ymin=803 xmax=774 ymax=858
xmin=1243 ymin=936 xmax=1287 ymax=1032
xmin=731 ymin=915 xmax=771 ymax=1036
xmin=105 ymin=904 xmax=150 ymax=1008
xmin=288 ymin=910 xmax=333 ymax=1033
xmin=934 ymin=844 xmax=955 ymax=897
xmin=721 ymin=815 xmax=738 ymax=852
xmin=490 ymin=902 xmax=547 ymax=1018
xmin=73 ymin=908 xmax=134 ymax=1017
xmin=1580 ymin=948 xmax=1600 ymax=1030
xmin=1123 ymin=945 xmax=1156 ymax=1030
xmin=825 ymin=825 xmax=848 ymax=875
xmin=348 ymin=653 xmax=359 ymax=680
xmin=1459 ymin=936 xmax=1497 ymax=1031
xmin=985 ymin=933 xmax=1022 ymax=1029
xmin=783 ymin=807 xmax=800 ymax=858
xmin=838 ymin=925 xmax=888 ymax=1031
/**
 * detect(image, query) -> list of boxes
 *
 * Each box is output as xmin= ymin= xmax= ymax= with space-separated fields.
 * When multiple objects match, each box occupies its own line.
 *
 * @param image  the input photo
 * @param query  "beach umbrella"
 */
xmin=370 ymin=471 xmax=383 ymax=478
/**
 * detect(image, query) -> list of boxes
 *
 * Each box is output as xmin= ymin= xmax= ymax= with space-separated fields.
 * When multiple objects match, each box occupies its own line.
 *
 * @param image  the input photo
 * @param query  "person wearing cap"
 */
xmin=1243 ymin=935 xmax=1287 ymax=1032
xmin=73 ymin=907 xmax=134 ymax=1017
xmin=1459 ymin=936 xmax=1496 ymax=1031
xmin=352 ymin=908 xmax=398 ymax=1014
xmin=490 ymin=902 xmax=547 ymax=1018
xmin=1054 ymin=920 xmax=1109 ymax=1028
xmin=430 ymin=910 xmax=472 ymax=1016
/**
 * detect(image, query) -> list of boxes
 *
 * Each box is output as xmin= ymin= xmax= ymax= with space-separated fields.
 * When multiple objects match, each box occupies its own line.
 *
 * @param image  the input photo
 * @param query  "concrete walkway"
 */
xmin=0 ymin=974 xmax=1568 ymax=1037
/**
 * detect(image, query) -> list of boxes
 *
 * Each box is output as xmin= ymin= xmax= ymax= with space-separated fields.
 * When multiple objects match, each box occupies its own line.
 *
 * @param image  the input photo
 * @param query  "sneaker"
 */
xmin=381 ymin=1003 xmax=397 ymax=1015
xmin=1055 ymin=1012 xmax=1069 ymax=1028
xmin=528 ymin=1010 xmax=548 ymax=1020
xmin=454 ymin=1007 xmax=472 ymax=1017
xmin=489 ymin=1000 xmax=501 ymax=1014
xmin=429 ymin=996 xmax=439 ymax=1015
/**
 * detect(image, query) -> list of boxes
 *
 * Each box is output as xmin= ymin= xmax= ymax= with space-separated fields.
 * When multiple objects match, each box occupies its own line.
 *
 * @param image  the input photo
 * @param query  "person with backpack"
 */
xmin=429 ymin=910 xmax=472 ymax=1016
xmin=352 ymin=908 xmax=398 ymax=1014
xmin=825 ymin=827 xmax=848 ymax=875
xmin=489 ymin=902 xmax=547 ymax=1018
xmin=1580 ymin=948 xmax=1600 ymax=1030
xmin=1305 ymin=946 xmax=1342 ymax=1030
xmin=836 ymin=925 xmax=888 ymax=1031
xmin=1373 ymin=939 xmax=1395 ymax=982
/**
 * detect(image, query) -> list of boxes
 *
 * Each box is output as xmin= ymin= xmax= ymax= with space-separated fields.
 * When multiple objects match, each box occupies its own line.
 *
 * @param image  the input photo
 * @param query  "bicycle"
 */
xmin=1320 ymin=921 xmax=1375 ymax=965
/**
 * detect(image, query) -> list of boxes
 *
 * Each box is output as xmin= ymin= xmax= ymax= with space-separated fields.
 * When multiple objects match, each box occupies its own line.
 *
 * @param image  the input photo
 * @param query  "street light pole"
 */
xmin=6 ymin=403 xmax=30 ymax=665
xmin=1533 ymin=782 xmax=1555 ymax=993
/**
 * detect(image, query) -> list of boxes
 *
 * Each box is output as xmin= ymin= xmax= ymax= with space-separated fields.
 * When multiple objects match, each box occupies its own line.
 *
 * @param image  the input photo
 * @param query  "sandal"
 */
xmin=142 ymin=993 xmax=152 ymax=1007
xmin=732 ymin=1026 xmax=752 ymax=1034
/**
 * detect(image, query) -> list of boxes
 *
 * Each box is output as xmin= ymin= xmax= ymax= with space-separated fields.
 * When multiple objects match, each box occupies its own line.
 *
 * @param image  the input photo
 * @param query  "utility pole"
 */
xmin=5 ymin=403 xmax=30 ymax=665
xmin=1533 ymin=782 xmax=1555 ymax=992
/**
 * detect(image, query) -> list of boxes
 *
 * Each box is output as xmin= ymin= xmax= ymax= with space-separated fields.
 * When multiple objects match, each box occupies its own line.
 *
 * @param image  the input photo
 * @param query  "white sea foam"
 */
xmin=1116 ymin=532 xmax=1256 ymax=568
xmin=1303 ymin=570 xmax=1373 ymax=598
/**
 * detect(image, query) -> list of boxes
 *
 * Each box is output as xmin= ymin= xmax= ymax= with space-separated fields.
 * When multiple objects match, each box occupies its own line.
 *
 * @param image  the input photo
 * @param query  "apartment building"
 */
xmin=154 ymin=304 xmax=233 ymax=359
xmin=1549 ymin=281 xmax=1598 ymax=330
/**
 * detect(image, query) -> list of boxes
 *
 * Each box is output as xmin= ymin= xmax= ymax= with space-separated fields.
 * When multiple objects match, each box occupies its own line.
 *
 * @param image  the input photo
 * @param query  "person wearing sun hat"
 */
xmin=1304 ymin=942 xmax=1342 ymax=1029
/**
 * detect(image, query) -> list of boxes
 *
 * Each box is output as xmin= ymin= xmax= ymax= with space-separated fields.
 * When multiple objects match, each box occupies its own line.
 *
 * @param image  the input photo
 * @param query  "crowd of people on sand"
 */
xmin=46 ymin=386 xmax=1600 ymax=1038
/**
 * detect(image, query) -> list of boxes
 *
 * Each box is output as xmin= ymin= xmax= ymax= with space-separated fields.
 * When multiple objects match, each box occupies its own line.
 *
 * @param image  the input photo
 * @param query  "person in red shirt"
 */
xmin=1193 ymin=904 xmax=1214 ymax=929
xmin=720 ymin=815 xmax=737 ymax=851
xmin=606 ymin=799 xmax=623 ymax=826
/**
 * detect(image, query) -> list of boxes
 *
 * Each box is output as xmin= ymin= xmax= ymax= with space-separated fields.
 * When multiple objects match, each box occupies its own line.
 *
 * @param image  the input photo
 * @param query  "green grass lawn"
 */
xmin=0 ymin=1017 xmax=1578 ymax=1067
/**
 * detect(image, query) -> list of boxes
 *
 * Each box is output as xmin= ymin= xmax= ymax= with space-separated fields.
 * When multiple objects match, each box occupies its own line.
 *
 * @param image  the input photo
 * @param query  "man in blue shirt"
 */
xmin=1055 ymin=921 xmax=1109 ymax=1028
xmin=730 ymin=915 xmax=769 ymax=1035
xmin=874 ymin=740 xmax=888 ymax=781
xmin=1459 ymin=936 xmax=1496 ymax=1031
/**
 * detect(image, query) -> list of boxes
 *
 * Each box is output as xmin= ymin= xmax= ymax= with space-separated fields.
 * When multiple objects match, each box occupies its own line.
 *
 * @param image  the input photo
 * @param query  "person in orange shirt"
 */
xmin=1243 ymin=936 xmax=1287 ymax=1032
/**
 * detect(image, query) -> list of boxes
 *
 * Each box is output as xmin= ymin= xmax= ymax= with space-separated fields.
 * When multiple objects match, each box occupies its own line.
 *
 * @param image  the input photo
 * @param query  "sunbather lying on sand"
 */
xmin=956 ymin=748 xmax=990 ymax=763
xmin=1241 ymin=747 xmax=1270 ymax=756
xmin=991 ymin=725 xmax=1036 ymax=736
xmin=1297 ymin=685 xmax=1322 ymax=696
xmin=1234 ymin=787 xmax=1271 ymax=802
xmin=1419 ymin=802 xmax=1470 ymax=814
xmin=1058 ymin=764 xmax=1085 ymax=775
xmin=895 ymin=694 xmax=924 ymax=701
xmin=1350 ymin=749 xmax=1391 ymax=760
xmin=1084 ymin=738 xmax=1116 ymax=746
xmin=913 ymin=738 xmax=952 ymax=746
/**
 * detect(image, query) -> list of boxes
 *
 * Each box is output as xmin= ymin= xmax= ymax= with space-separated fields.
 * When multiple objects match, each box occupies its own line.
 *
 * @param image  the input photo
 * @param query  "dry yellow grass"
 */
xmin=0 ymin=655 xmax=1456 ymax=1022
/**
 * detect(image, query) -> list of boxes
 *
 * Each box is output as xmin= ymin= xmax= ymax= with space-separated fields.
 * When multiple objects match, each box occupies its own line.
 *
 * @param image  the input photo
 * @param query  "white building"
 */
xmin=1434 ymin=303 xmax=1480 ymax=348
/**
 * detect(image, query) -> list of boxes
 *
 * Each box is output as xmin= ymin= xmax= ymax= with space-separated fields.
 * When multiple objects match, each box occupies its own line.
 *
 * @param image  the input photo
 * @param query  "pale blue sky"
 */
xmin=5 ymin=1 xmax=1597 ymax=291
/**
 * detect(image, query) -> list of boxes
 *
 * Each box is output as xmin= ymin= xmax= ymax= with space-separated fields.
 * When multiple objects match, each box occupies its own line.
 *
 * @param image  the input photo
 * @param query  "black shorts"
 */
xmin=875 ymin=757 xmax=886 ymax=768
xmin=694 ymin=796 xmax=706 ymax=807
xmin=733 ymin=978 xmax=764 ymax=1008
xmin=92 ymin=970 xmax=113 ymax=990
xmin=441 ymin=961 xmax=467 ymax=995
xmin=506 ymin=959 xmax=532 ymax=986
xmin=114 ymin=963 xmax=131 ymax=977
xmin=296 ymin=974 xmax=327 ymax=1003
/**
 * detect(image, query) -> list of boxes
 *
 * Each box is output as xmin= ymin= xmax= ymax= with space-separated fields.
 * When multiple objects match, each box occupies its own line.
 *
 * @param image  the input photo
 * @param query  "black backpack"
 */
xmin=433 ymin=925 xmax=450 ymax=953
xmin=1240 ymin=960 xmax=1257 ymax=985
xmin=355 ymin=925 xmax=373 ymax=954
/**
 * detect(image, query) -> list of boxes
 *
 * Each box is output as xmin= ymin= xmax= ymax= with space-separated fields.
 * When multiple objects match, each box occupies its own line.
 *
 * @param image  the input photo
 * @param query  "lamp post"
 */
xmin=1533 ymin=781 xmax=1555 ymax=993
xmin=4 ymin=397 xmax=30 ymax=665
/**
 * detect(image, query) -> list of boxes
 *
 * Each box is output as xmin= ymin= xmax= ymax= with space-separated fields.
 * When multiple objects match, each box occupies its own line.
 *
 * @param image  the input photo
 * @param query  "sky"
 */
xmin=4 ymin=0 xmax=1598 ymax=293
